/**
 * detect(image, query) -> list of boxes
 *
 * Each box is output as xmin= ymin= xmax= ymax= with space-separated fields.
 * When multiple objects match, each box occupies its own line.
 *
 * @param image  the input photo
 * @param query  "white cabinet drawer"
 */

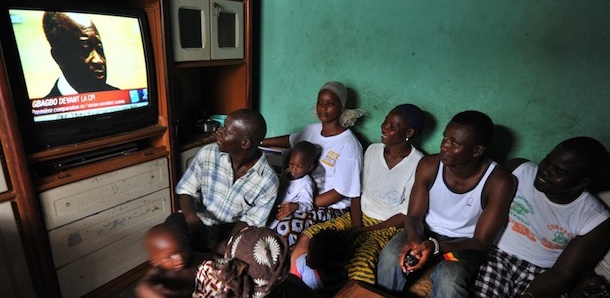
xmin=0 ymin=201 xmax=35 ymax=297
xmin=40 ymin=158 xmax=169 ymax=230
xmin=48 ymin=189 xmax=170 ymax=268
xmin=56 ymin=227 xmax=150 ymax=298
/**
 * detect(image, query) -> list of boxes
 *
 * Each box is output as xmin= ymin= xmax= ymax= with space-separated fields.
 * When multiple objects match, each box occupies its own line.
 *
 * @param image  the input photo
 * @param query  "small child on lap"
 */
xmin=269 ymin=141 xmax=318 ymax=247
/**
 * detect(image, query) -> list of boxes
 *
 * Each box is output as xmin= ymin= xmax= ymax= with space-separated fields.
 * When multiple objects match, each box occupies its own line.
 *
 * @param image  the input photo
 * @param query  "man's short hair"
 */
xmin=231 ymin=109 xmax=267 ymax=144
xmin=451 ymin=110 xmax=494 ymax=146
xmin=557 ymin=137 xmax=608 ymax=179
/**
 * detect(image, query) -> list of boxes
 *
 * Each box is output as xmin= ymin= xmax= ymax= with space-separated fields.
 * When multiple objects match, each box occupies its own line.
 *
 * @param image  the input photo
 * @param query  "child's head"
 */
xmin=145 ymin=224 xmax=189 ymax=271
xmin=288 ymin=141 xmax=318 ymax=179
xmin=306 ymin=229 xmax=349 ymax=270
xmin=306 ymin=229 xmax=349 ymax=297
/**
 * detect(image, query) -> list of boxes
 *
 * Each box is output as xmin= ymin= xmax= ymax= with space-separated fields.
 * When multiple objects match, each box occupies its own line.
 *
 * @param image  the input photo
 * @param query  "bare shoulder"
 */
xmin=416 ymin=154 xmax=440 ymax=178
xmin=485 ymin=160 xmax=517 ymax=202
xmin=490 ymin=161 xmax=516 ymax=184
xmin=418 ymin=154 xmax=440 ymax=169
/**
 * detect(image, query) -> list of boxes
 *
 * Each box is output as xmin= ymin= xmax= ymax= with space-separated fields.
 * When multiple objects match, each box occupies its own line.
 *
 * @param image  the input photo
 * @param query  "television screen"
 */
xmin=0 ymin=2 xmax=158 ymax=150
xmin=9 ymin=9 xmax=149 ymax=123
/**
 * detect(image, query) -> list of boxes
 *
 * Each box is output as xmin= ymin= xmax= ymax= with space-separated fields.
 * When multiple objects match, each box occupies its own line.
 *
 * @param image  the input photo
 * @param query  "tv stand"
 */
xmin=37 ymin=142 xmax=140 ymax=175
xmin=28 ymin=124 xmax=167 ymax=163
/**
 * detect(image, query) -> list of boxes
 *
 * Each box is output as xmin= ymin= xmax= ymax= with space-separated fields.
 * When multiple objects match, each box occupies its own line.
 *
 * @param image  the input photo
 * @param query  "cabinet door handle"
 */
xmin=213 ymin=2 xmax=221 ymax=16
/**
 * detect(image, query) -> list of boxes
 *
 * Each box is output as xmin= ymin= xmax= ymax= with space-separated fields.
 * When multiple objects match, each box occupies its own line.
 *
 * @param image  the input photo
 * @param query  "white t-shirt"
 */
xmin=497 ymin=162 xmax=610 ymax=268
xmin=279 ymin=171 xmax=315 ymax=213
xmin=267 ymin=172 xmax=315 ymax=229
xmin=360 ymin=143 xmax=424 ymax=221
xmin=594 ymin=191 xmax=610 ymax=281
xmin=290 ymin=123 xmax=362 ymax=210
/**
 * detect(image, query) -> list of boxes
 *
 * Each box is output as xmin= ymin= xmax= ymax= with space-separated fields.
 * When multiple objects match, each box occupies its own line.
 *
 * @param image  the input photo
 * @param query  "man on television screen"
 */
xmin=42 ymin=12 xmax=119 ymax=97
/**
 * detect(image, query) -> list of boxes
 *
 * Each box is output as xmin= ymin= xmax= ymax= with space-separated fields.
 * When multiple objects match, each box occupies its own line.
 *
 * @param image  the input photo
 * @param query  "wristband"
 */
xmin=428 ymin=237 xmax=440 ymax=255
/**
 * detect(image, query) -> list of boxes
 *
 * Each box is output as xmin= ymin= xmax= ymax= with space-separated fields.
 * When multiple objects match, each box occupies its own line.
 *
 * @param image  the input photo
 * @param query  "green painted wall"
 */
xmin=258 ymin=0 xmax=610 ymax=162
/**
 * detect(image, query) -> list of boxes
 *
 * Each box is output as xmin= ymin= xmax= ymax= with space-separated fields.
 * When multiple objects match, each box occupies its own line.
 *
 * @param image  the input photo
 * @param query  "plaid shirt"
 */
xmin=176 ymin=143 xmax=279 ymax=227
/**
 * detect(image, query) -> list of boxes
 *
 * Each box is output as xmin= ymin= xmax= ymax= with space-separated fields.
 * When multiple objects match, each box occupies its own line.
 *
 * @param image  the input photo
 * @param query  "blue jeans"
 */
xmin=377 ymin=230 xmax=478 ymax=298
xmin=377 ymin=230 xmax=409 ymax=292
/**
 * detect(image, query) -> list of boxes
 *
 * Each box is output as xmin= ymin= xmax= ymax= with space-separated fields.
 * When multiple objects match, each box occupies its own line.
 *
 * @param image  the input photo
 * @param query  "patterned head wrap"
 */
xmin=193 ymin=227 xmax=289 ymax=298
xmin=318 ymin=81 xmax=366 ymax=128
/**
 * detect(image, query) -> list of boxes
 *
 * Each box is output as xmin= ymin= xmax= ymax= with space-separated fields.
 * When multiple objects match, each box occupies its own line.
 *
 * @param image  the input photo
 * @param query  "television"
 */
xmin=0 ymin=0 xmax=158 ymax=150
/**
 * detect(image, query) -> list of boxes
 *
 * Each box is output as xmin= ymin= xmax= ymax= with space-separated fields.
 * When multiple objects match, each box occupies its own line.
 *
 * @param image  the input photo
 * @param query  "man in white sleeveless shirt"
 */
xmin=377 ymin=111 xmax=516 ymax=297
xmin=473 ymin=137 xmax=610 ymax=298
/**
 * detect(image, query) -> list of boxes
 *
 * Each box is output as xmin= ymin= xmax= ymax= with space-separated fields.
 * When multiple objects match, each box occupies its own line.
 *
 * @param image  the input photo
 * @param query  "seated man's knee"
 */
xmin=376 ymin=231 xmax=407 ymax=291
xmin=377 ymin=233 xmax=403 ymax=268
xmin=431 ymin=260 xmax=468 ymax=282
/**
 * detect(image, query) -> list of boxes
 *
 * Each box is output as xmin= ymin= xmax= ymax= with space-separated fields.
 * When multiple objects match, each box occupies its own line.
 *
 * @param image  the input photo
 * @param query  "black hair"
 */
xmin=557 ymin=137 xmax=609 ymax=179
xmin=146 ymin=223 xmax=188 ymax=249
xmin=450 ymin=110 xmax=494 ymax=146
xmin=306 ymin=229 xmax=349 ymax=297
xmin=231 ymin=109 xmax=267 ymax=144
xmin=306 ymin=229 xmax=348 ymax=269
xmin=291 ymin=141 xmax=318 ymax=166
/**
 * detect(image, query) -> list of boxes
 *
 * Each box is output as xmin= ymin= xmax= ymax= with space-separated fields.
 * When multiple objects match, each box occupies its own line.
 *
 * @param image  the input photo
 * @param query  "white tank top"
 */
xmin=425 ymin=159 xmax=497 ymax=238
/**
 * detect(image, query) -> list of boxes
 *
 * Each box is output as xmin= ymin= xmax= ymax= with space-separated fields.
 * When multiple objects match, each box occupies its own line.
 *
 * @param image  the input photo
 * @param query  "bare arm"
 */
xmin=314 ymin=189 xmax=344 ymax=207
xmin=362 ymin=213 xmax=406 ymax=232
xmin=291 ymin=233 xmax=310 ymax=268
xmin=350 ymin=197 xmax=363 ymax=228
xmin=178 ymin=194 xmax=202 ymax=235
xmin=260 ymin=135 xmax=290 ymax=148
xmin=522 ymin=218 xmax=610 ymax=298
xmin=178 ymin=194 xmax=196 ymax=215
xmin=350 ymin=196 xmax=407 ymax=232
xmin=399 ymin=155 xmax=438 ymax=272
xmin=135 ymin=267 xmax=165 ymax=298
xmin=135 ymin=267 xmax=196 ymax=298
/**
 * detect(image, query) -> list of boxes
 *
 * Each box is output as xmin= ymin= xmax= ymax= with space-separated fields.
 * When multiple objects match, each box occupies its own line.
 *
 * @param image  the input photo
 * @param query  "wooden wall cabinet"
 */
xmin=163 ymin=0 xmax=253 ymax=154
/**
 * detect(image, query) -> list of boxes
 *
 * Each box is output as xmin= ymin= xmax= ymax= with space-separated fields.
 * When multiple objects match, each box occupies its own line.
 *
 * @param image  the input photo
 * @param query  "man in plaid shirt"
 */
xmin=166 ymin=109 xmax=279 ymax=255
